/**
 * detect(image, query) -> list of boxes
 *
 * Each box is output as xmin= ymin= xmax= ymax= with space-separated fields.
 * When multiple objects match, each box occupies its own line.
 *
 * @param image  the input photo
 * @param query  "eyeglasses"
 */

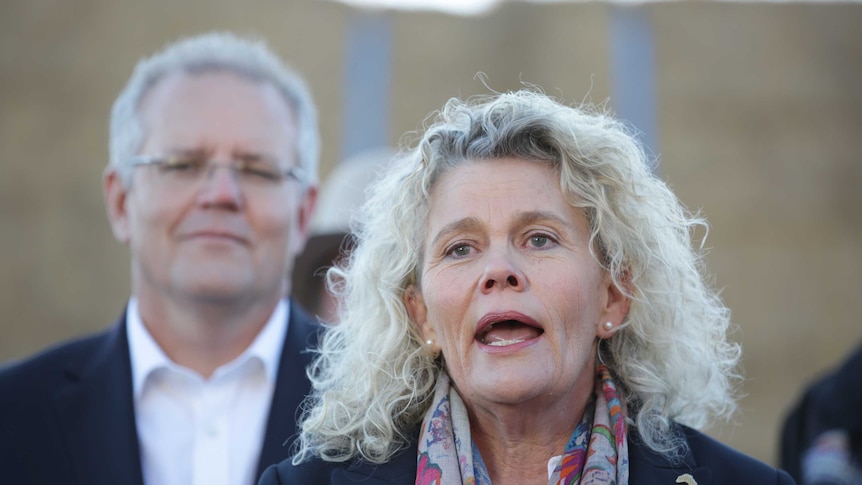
xmin=129 ymin=154 xmax=306 ymax=189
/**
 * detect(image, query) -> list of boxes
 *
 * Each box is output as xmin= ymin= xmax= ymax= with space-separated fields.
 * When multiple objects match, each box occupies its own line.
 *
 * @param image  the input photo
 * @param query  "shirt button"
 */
xmin=205 ymin=424 xmax=218 ymax=438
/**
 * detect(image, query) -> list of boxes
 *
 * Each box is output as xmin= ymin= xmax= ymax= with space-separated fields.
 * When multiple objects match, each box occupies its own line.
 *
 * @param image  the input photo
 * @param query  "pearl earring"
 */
xmin=426 ymin=339 xmax=433 ymax=346
xmin=602 ymin=321 xmax=614 ymax=331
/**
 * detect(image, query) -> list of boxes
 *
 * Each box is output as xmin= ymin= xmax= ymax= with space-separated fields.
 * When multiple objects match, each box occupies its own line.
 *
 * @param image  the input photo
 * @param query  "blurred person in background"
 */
xmin=780 ymin=341 xmax=862 ymax=484
xmin=292 ymin=148 xmax=394 ymax=323
xmin=0 ymin=31 xmax=320 ymax=485
xmin=260 ymin=90 xmax=794 ymax=484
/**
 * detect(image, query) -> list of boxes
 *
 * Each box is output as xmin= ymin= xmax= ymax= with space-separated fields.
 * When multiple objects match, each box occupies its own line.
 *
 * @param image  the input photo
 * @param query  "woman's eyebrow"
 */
xmin=430 ymin=217 xmax=483 ymax=249
xmin=514 ymin=210 xmax=568 ymax=228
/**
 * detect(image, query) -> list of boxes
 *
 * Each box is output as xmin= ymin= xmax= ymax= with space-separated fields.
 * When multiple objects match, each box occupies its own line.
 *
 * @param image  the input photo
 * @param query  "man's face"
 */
xmin=105 ymin=71 xmax=315 ymax=307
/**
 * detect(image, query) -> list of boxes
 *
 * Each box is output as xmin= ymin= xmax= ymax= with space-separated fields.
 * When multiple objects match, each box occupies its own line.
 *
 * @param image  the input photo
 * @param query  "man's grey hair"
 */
xmin=109 ymin=31 xmax=319 ymax=186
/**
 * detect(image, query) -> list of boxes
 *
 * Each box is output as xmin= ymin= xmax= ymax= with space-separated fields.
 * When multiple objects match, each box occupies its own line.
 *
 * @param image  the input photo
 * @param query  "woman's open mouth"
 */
xmin=476 ymin=316 xmax=544 ymax=348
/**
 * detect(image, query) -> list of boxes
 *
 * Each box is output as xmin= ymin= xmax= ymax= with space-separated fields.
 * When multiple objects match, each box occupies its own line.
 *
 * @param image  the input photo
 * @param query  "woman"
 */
xmin=260 ymin=90 xmax=794 ymax=484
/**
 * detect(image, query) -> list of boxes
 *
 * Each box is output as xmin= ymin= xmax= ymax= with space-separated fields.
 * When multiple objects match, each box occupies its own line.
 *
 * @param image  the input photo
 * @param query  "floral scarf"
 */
xmin=416 ymin=365 xmax=628 ymax=485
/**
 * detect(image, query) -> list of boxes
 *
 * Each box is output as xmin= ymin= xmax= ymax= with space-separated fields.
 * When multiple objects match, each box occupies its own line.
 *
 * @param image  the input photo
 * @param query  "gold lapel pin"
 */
xmin=675 ymin=474 xmax=697 ymax=485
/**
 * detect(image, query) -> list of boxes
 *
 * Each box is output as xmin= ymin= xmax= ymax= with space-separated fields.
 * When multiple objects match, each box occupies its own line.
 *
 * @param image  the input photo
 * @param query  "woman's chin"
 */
xmin=462 ymin=367 xmax=556 ymax=407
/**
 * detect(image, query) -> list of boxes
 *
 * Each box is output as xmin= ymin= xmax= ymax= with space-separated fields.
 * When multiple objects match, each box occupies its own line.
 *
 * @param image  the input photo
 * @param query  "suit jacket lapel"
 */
xmin=53 ymin=315 xmax=145 ymax=485
xmin=628 ymin=427 xmax=711 ymax=485
xmin=256 ymin=301 xmax=320 ymax=478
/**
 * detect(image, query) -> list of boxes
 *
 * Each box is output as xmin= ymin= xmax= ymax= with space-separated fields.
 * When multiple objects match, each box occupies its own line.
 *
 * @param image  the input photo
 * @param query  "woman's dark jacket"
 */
xmin=259 ymin=424 xmax=795 ymax=484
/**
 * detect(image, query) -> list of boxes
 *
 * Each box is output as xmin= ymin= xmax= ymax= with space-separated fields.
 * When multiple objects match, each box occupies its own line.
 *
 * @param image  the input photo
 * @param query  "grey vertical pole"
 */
xmin=341 ymin=9 xmax=393 ymax=162
xmin=609 ymin=5 xmax=659 ymax=169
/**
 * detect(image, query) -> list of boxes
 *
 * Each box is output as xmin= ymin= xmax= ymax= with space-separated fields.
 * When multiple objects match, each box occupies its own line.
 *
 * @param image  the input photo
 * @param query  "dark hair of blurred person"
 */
xmin=292 ymin=148 xmax=394 ymax=323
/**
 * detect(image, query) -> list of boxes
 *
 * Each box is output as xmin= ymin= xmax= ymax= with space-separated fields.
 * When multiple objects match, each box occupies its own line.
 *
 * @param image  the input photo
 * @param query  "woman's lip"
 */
xmin=475 ymin=311 xmax=541 ymax=337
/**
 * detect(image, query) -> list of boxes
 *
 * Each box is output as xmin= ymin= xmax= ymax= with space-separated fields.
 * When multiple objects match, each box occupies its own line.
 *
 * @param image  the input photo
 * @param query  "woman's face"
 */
xmin=406 ymin=157 xmax=629 ymax=413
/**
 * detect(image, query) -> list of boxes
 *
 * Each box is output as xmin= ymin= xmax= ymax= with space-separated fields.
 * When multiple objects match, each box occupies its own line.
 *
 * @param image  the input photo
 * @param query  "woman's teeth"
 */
xmin=484 ymin=336 xmax=526 ymax=346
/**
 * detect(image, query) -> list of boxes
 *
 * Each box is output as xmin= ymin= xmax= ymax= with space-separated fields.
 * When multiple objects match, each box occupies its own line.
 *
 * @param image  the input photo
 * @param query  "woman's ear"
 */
xmin=404 ymin=285 xmax=435 ymax=345
xmin=597 ymin=272 xmax=632 ymax=339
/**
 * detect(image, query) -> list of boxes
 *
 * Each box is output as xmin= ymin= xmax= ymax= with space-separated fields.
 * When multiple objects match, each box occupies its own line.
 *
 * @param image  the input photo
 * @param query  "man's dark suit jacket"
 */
xmin=259 ymin=424 xmax=795 ymax=484
xmin=0 ymin=301 xmax=320 ymax=485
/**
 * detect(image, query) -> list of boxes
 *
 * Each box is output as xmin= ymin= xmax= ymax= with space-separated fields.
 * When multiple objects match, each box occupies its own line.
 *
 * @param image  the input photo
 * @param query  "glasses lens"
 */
xmin=236 ymin=157 xmax=285 ymax=183
xmin=160 ymin=155 xmax=208 ymax=177
xmin=135 ymin=154 xmax=295 ymax=189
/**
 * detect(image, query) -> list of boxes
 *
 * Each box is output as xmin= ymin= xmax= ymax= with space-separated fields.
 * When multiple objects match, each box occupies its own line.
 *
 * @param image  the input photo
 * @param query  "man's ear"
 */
xmin=291 ymin=185 xmax=318 ymax=255
xmin=404 ymin=285 xmax=435 ymax=346
xmin=104 ymin=168 xmax=131 ymax=244
xmin=299 ymin=185 xmax=318 ymax=235
xmin=596 ymin=272 xmax=632 ymax=339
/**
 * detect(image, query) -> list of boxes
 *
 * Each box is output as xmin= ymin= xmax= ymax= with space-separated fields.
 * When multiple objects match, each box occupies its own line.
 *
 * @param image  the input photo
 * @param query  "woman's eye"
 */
xmin=447 ymin=244 xmax=472 ymax=258
xmin=529 ymin=234 xmax=555 ymax=248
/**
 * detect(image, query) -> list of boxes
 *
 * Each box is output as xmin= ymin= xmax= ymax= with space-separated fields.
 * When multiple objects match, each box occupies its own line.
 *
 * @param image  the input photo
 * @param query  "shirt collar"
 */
xmin=126 ymin=297 xmax=289 ymax=400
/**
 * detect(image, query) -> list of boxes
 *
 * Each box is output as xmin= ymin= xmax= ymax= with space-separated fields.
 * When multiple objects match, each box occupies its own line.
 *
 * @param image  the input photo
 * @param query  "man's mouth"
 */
xmin=476 ymin=318 xmax=543 ymax=347
xmin=185 ymin=230 xmax=248 ymax=245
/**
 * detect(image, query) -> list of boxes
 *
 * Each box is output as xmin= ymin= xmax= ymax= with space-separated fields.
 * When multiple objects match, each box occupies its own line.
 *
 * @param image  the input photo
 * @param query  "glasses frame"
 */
xmin=128 ymin=154 xmax=307 ymax=186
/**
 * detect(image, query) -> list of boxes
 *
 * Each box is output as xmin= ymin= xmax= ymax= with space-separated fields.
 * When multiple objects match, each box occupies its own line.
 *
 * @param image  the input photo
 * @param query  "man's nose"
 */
xmin=197 ymin=163 xmax=244 ymax=209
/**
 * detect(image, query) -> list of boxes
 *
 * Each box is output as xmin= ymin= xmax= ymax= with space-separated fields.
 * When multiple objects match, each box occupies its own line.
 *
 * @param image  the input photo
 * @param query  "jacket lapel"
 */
xmin=629 ymin=427 xmax=711 ymax=485
xmin=256 ymin=302 xmax=320 ymax=477
xmin=53 ymin=316 xmax=145 ymax=485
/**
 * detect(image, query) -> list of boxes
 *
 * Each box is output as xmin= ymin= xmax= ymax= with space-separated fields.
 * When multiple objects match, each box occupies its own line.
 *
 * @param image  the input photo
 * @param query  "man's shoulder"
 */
xmin=289 ymin=301 xmax=321 ymax=330
xmin=286 ymin=300 xmax=325 ymax=349
xmin=0 ymin=327 xmax=116 ymax=396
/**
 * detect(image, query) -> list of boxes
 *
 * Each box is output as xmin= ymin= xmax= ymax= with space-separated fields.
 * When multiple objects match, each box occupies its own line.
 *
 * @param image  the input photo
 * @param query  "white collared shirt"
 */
xmin=127 ymin=298 xmax=289 ymax=485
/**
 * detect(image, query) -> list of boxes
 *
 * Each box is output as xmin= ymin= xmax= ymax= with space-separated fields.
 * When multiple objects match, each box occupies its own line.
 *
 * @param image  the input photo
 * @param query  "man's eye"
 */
xmin=164 ymin=157 xmax=205 ymax=172
xmin=239 ymin=163 xmax=281 ymax=181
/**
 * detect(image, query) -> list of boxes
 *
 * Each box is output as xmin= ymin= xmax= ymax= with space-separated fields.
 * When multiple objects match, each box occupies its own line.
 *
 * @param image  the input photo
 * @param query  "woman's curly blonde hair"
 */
xmin=293 ymin=89 xmax=741 ymax=465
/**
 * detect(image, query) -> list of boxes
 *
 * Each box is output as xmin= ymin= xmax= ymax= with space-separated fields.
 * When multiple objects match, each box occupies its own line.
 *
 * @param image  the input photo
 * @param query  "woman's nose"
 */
xmin=479 ymin=249 xmax=526 ymax=293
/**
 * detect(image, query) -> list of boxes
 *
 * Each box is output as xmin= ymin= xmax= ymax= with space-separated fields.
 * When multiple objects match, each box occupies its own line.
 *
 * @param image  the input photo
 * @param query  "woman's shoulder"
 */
xmin=629 ymin=424 xmax=795 ymax=484
xmin=683 ymin=426 xmax=793 ymax=480
xmin=258 ymin=445 xmax=419 ymax=485
xmin=258 ymin=456 xmax=340 ymax=484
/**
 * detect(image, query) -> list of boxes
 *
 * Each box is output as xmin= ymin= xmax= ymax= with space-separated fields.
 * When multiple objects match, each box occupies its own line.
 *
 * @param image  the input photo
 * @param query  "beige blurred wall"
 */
xmin=2 ymin=0 xmax=860 ymax=467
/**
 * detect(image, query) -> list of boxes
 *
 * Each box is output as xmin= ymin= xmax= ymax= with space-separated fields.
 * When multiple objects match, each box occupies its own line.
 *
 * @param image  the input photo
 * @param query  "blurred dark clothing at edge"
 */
xmin=780 ymin=341 xmax=862 ymax=484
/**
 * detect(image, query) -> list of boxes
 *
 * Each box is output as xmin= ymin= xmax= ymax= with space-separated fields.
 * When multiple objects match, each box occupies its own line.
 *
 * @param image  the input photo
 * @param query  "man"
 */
xmin=0 ymin=32 xmax=320 ymax=485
